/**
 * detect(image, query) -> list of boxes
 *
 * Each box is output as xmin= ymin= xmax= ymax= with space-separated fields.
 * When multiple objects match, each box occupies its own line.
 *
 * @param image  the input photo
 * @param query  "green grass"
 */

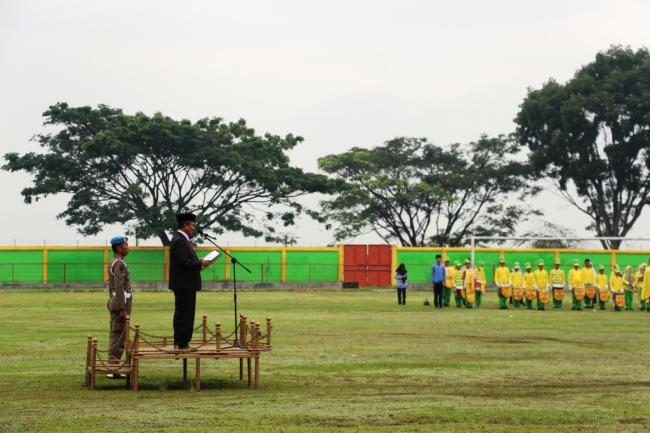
xmin=1 ymin=289 xmax=650 ymax=432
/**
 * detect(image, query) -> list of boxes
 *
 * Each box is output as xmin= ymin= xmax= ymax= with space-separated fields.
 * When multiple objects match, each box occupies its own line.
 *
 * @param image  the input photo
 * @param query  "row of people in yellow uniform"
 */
xmin=442 ymin=257 xmax=650 ymax=311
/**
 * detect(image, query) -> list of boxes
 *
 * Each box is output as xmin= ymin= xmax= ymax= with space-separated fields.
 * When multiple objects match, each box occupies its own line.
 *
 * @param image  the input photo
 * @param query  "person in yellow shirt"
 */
xmin=635 ymin=263 xmax=647 ymax=311
xmin=523 ymin=263 xmax=536 ymax=310
xmin=534 ymin=260 xmax=549 ymax=311
xmin=453 ymin=261 xmax=464 ymax=308
xmin=511 ymin=262 xmax=524 ymax=309
xmin=475 ymin=262 xmax=487 ymax=308
xmin=443 ymin=259 xmax=455 ymax=308
xmin=642 ymin=258 xmax=650 ymax=312
xmin=568 ymin=260 xmax=584 ymax=311
xmin=610 ymin=265 xmax=625 ymax=312
xmin=463 ymin=259 xmax=476 ymax=309
xmin=624 ymin=265 xmax=635 ymax=310
xmin=494 ymin=256 xmax=512 ymax=310
xmin=595 ymin=265 xmax=609 ymax=310
xmin=582 ymin=258 xmax=597 ymax=309
xmin=549 ymin=259 xmax=566 ymax=309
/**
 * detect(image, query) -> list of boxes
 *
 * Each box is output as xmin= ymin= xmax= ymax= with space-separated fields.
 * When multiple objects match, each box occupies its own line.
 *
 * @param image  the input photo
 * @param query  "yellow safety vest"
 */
xmin=454 ymin=268 xmax=464 ymax=288
xmin=445 ymin=266 xmax=456 ymax=288
xmin=549 ymin=269 xmax=565 ymax=286
xmin=581 ymin=267 xmax=596 ymax=285
xmin=494 ymin=266 xmax=511 ymax=285
xmin=642 ymin=267 xmax=650 ymax=301
xmin=534 ymin=269 xmax=548 ymax=288
xmin=568 ymin=269 xmax=582 ymax=287
xmin=523 ymin=271 xmax=535 ymax=289
xmin=610 ymin=274 xmax=624 ymax=292
xmin=596 ymin=273 xmax=608 ymax=289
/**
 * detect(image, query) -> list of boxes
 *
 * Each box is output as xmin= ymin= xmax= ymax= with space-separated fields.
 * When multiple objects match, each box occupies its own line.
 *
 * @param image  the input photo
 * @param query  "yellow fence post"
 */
xmin=103 ymin=247 xmax=109 ymax=284
xmin=163 ymin=246 xmax=170 ymax=282
xmin=391 ymin=244 xmax=397 ymax=287
xmin=281 ymin=247 xmax=287 ymax=283
xmin=338 ymin=244 xmax=345 ymax=283
xmin=42 ymin=247 xmax=48 ymax=284
xmin=225 ymin=247 xmax=231 ymax=281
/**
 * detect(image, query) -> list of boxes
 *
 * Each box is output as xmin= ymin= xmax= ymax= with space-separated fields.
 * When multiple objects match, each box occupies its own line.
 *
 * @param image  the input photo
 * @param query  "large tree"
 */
xmin=515 ymin=45 xmax=650 ymax=249
xmin=3 ymin=103 xmax=330 ymax=245
xmin=318 ymin=135 xmax=539 ymax=247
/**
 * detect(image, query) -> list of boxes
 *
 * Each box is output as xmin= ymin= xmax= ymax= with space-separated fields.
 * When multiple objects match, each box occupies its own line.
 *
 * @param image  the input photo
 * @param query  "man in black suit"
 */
xmin=169 ymin=212 xmax=212 ymax=350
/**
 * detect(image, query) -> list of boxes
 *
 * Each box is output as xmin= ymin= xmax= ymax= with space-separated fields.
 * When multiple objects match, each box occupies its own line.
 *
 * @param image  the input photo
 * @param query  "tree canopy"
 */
xmin=318 ymin=135 xmax=539 ymax=247
xmin=3 ymin=103 xmax=331 ymax=245
xmin=515 ymin=45 xmax=650 ymax=249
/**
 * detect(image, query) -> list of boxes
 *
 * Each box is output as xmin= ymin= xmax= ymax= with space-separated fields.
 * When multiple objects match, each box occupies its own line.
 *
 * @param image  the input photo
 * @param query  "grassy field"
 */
xmin=1 ymin=288 xmax=650 ymax=433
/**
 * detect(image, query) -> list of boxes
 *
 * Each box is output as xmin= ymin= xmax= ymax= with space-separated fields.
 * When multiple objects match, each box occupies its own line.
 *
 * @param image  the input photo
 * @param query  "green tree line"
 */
xmin=4 ymin=45 xmax=650 ymax=248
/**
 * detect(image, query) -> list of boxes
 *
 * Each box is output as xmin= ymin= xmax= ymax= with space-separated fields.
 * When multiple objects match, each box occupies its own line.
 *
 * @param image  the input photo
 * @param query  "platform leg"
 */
xmin=239 ymin=358 xmax=243 ymax=380
xmin=254 ymin=356 xmax=259 ymax=388
xmin=195 ymin=358 xmax=201 ymax=391
xmin=247 ymin=357 xmax=252 ymax=388
xmin=132 ymin=359 xmax=139 ymax=391
xmin=183 ymin=358 xmax=188 ymax=381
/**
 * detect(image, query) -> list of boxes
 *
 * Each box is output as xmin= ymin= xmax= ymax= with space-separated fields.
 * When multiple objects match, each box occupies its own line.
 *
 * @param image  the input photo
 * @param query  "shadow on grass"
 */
xmin=452 ymin=334 xmax=601 ymax=346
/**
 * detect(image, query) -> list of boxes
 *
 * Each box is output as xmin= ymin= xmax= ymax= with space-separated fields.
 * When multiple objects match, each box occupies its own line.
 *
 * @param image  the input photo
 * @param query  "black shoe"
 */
xmin=106 ymin=373 xmax=126 ymax=379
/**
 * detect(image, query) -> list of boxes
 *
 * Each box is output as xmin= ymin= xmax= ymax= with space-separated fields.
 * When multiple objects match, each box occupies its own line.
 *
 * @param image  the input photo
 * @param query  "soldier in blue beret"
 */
xmin=106 ymin=235 xmax=131 ymax=378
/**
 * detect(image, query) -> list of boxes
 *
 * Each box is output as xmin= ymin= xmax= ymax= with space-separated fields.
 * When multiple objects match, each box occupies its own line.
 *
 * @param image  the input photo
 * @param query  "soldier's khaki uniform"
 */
xmin=107 ymin=256 xmax=132 ymax=361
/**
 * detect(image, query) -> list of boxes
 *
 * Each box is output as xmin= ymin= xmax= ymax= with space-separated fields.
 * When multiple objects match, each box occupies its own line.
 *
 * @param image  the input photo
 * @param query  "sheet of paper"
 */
xmin=204 ymin=250 xmax=220 ymax=261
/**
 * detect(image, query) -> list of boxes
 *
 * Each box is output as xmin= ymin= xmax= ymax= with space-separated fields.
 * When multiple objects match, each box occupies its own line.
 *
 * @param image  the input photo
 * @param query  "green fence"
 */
xmin=0 ymin=246 xmax=648 ymax=286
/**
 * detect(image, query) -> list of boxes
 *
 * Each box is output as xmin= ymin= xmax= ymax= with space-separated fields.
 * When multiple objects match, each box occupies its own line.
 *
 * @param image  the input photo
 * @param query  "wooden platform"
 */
xmin=85 ymin=315 xmax=272 ymax=391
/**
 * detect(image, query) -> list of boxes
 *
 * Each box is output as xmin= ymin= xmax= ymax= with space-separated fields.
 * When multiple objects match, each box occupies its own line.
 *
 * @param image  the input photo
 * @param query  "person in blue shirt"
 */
xmin=395 ymin=263 xmax=408 ymax=305
xmin=431 ymin=254 xmax=446 ymax=309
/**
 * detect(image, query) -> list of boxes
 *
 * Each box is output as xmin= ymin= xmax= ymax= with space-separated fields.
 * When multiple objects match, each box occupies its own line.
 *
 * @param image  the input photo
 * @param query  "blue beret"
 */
xmin=110 ymin=236 xmax=128 ymax=246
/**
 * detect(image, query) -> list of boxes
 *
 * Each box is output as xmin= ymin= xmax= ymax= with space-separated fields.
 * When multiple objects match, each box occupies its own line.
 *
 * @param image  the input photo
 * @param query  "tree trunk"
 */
xmin=158 ymin=231 xmax=171 ymax=246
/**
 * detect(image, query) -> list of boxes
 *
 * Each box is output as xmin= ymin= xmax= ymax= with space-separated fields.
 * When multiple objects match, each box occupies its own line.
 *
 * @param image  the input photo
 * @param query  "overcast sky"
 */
xmin=1 ymin=0 xmax=649 ymax=247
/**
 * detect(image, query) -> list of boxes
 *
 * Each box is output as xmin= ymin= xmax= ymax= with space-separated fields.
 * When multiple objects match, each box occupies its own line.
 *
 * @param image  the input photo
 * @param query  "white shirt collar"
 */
xmin=177 ymin=229 xmax=190 ymax=242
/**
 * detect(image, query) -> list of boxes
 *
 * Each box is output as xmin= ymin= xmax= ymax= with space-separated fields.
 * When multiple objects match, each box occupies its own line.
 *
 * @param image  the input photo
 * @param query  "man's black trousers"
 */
xmin=173 ymin=289 xmax=196 ymax=347
xmin=433 ymin=281 xmax=444 ymax=308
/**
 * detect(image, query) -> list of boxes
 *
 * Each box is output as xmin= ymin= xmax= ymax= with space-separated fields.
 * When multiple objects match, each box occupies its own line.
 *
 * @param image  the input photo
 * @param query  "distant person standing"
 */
xmin=623 ymin=265 xmax=635 ymax=310
xmin=582 ymin=259 xmax=597 ymax=309
xmin=169 ymin=213 xmax=212 ymax=350
xmin=395 ymin=263 xmax=408 ymax=305
xmin=523 ymin=263 xmax=536 ymax=310
xmin=106 ymin=236 xmax=132 ymax=378
xmin=453 ymin=261 xmax=464 ymax=308
xmin=641 ymin=258 xmax=650 ymax=312
xmin=534 ymin=261 xmax=549 ymax=311
xmin=511 ymin=262 xmax=524 ymax=309
xmin=431 ymin=255 xmax=445 ymax=309
xmin=475 ymin=262 xmax=487 ymax=308
xmin=549 ymin=260 xmax=566 ymax=309
xmin=462 ymin=259 xmax=476 ymax=308
xmin=443 ymin=259 xmax=455 ymax=307
xmin=494 ymin=257 xmax=511 ymax=310
xmin=635 ymin=263 xmax=647 ymax=311
xmin=595 ymin=265 xmax=610 ymax=310
xmin=568 ymin=261 xmax=584 ymax=311
xmin=610 ymin=266 xmax=625 ymax=312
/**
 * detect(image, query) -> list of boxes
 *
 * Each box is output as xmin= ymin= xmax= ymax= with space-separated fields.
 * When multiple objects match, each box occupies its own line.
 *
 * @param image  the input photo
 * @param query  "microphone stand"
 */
xmin=200 ymin=231 xmax=252 ymax=346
